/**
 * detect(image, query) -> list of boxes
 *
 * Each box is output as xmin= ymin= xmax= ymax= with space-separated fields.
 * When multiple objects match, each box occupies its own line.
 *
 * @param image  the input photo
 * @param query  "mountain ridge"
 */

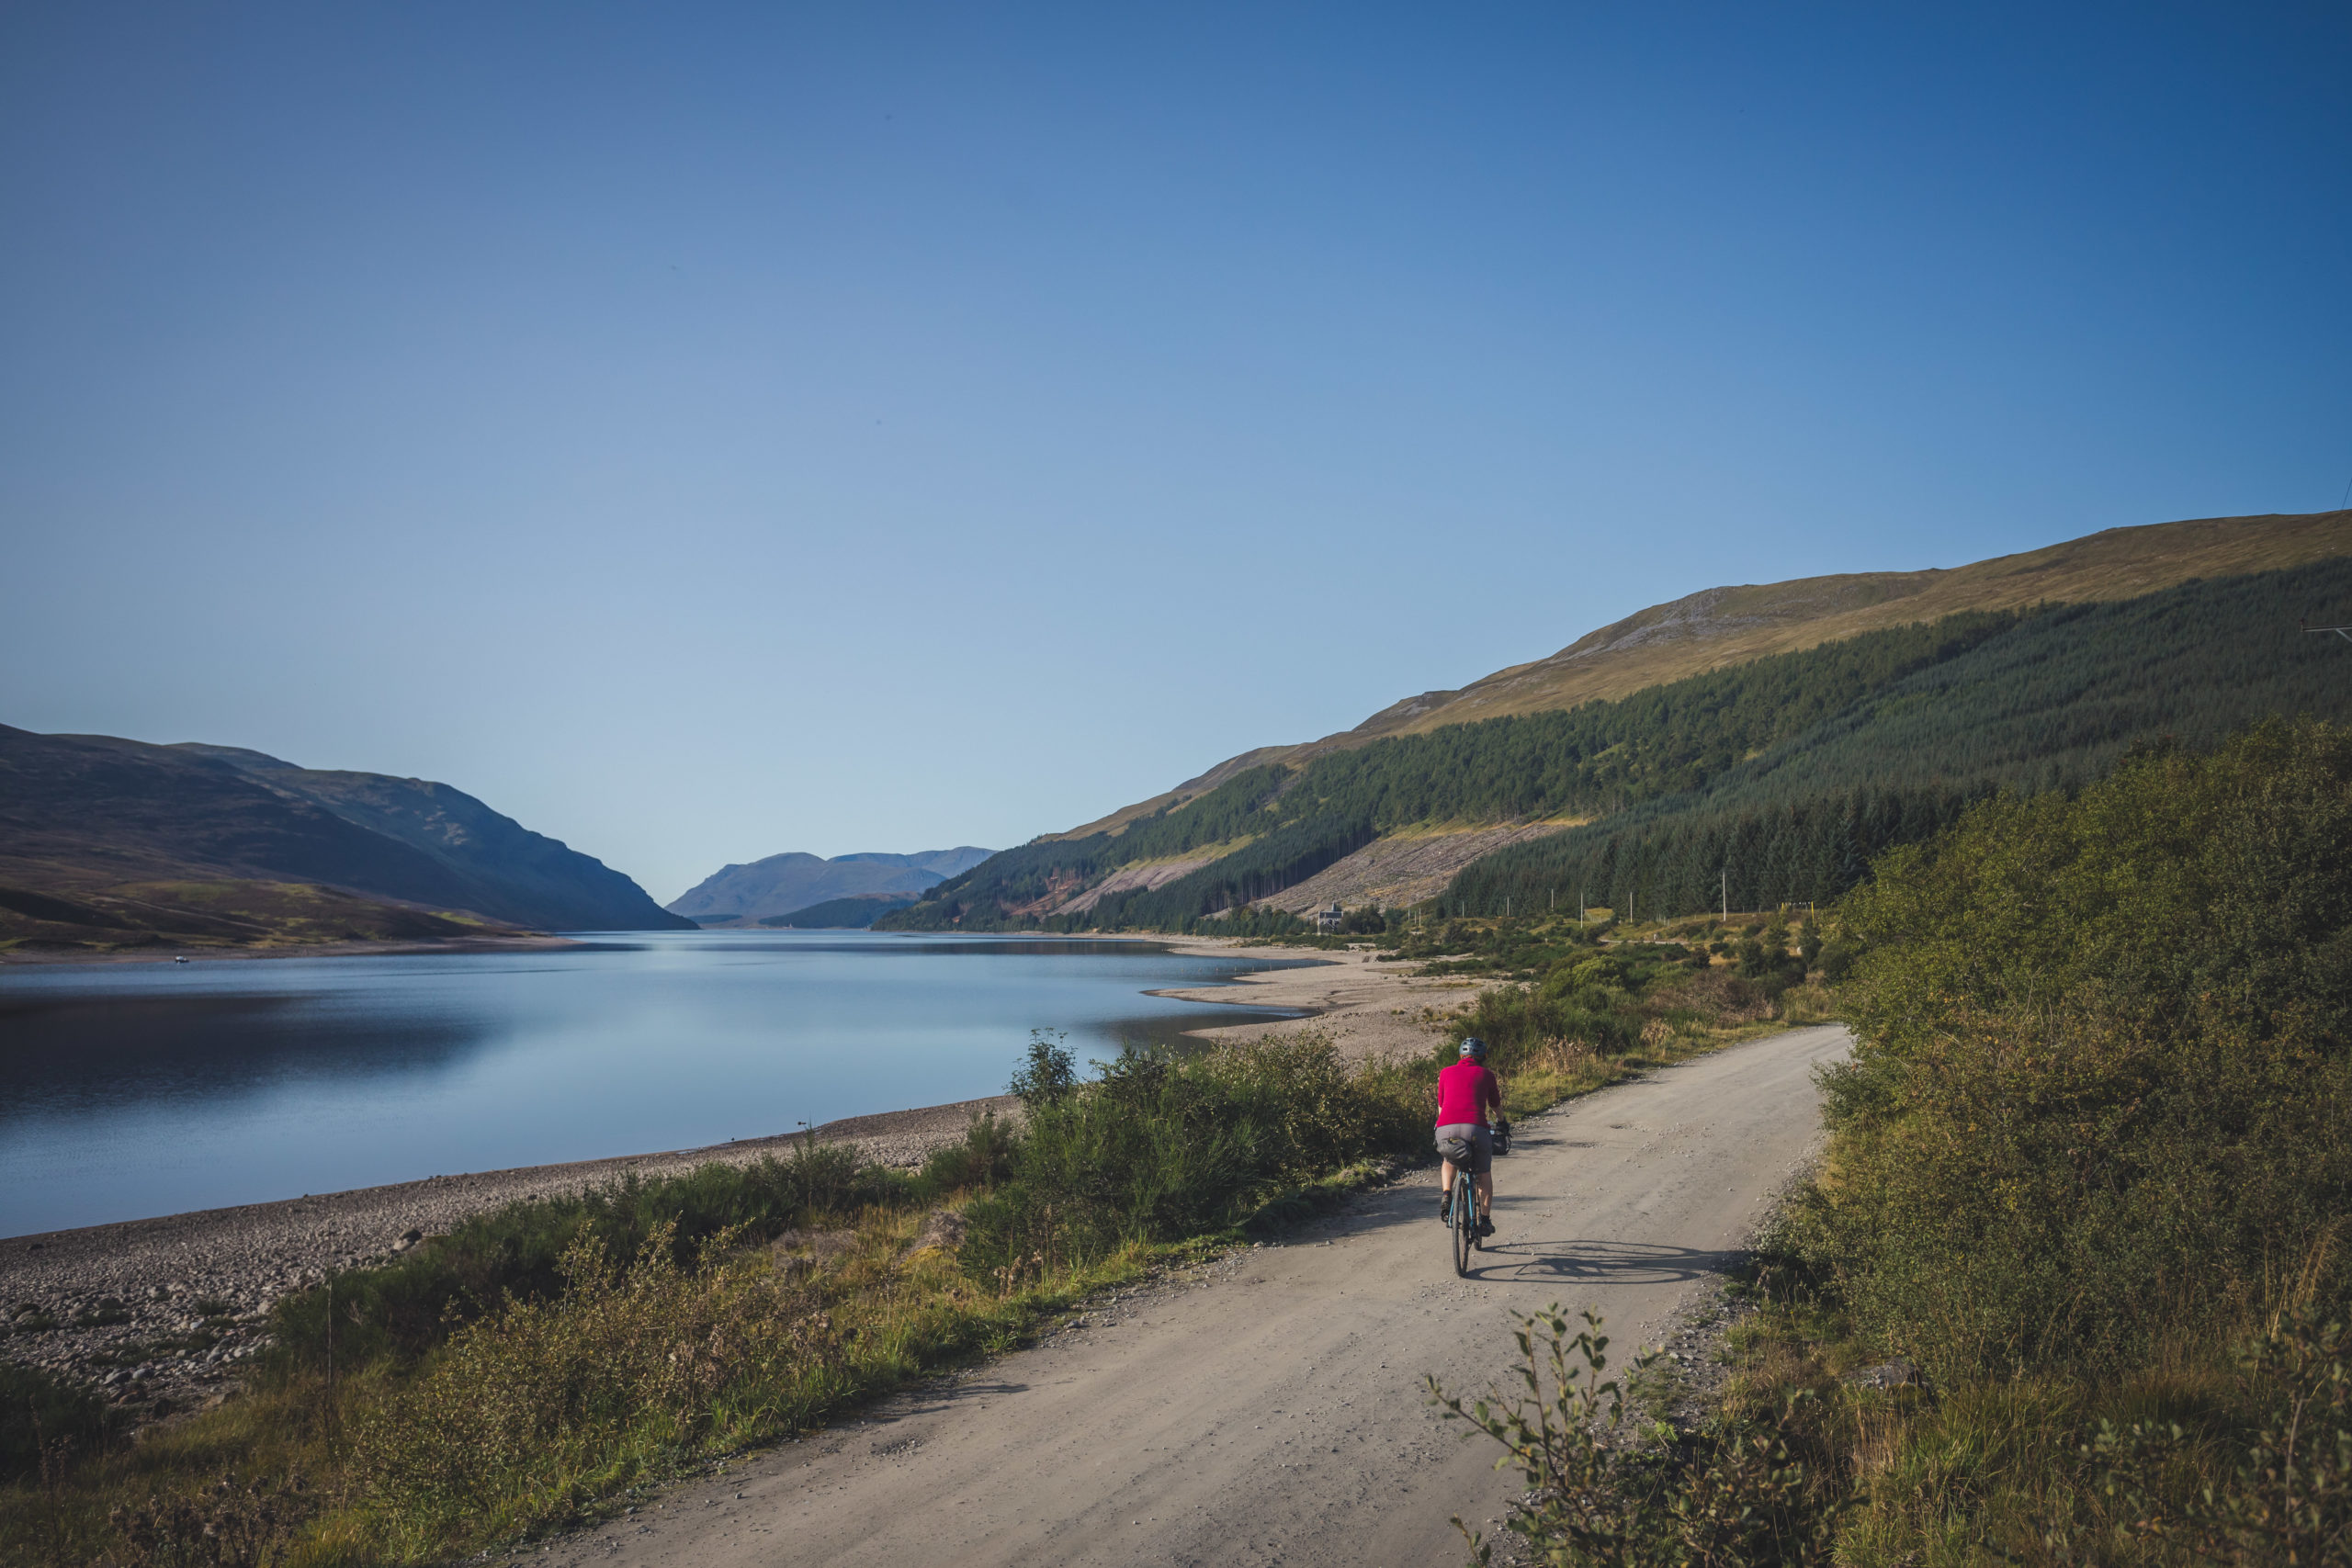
xmin=892 ymin=509 xmax=2352 ymax=933
xmin=0 ymin=727 xmax=688 ymax=949
xmin=1053 ymin=510 xmax=2352 ymax=841
xmin=668 ymin=847 xmax=993 ymax=927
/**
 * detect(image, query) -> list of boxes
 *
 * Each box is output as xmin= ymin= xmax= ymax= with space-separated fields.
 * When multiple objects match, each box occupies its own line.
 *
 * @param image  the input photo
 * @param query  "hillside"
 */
xmin=884 ymin=510 xmax=2352 ymax=933
xmin=757 ymin=893 xmax=920 ymax=929
xmin=0 ymin=727 xmax=689 ymax=950
xmin=668 ymin=848 xmax=992 ymax=926
xmin=1055 ymin=509 xmax=2352 ymax=840
xmin=1450 ymin=558 xmax=2352 ymax=917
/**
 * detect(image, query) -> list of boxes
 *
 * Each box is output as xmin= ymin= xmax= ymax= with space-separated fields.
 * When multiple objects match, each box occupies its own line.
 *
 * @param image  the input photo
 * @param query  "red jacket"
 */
xmin=1436 ymin=1059 xmax=1500 ymax=1125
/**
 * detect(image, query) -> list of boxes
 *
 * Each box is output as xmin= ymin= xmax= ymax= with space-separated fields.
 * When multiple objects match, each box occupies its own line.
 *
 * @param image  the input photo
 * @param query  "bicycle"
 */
xmin=1442 ymin=1120 xmax=1509 ymax=1277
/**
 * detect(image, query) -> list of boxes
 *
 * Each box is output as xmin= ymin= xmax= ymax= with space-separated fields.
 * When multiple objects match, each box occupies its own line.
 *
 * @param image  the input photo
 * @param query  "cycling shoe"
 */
xmin=1476 ymin=1217 xmax=1497 ymax=1238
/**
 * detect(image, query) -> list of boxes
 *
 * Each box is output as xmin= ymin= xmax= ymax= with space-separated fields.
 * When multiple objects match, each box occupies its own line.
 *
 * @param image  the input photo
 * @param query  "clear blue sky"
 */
xmin=5 ymin=3 xmax=2348 ymax=903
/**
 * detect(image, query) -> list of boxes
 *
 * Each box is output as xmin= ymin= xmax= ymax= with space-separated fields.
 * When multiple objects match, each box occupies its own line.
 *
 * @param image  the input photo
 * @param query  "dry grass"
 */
xmin=0 ymin=1201 xmax=1161 ymax=1568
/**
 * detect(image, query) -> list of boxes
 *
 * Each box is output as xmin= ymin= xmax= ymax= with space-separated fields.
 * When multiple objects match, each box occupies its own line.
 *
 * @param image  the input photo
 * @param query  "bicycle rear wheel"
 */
xmin=1451 ymin=1168 xmax=1475 ymax=1276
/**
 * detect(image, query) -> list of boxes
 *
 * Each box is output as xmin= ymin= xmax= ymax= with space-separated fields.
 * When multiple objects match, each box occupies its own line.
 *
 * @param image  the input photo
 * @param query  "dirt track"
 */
xmin=548 ymin=1023 xmax=1851 ymax=1568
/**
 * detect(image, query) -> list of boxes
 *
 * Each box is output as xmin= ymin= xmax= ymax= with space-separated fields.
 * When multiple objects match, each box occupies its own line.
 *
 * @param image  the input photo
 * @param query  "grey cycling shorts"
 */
xmin=1435 ymin=1122 xmax=1493 ymax=1175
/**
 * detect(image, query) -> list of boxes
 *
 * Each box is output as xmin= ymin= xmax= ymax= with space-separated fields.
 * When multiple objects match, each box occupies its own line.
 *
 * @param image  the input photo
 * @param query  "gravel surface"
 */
xmin=1153 ymin=939 xmax=1477 ymax=1066
xmin=532 ymin=1025 xmax=1853 ymax=1568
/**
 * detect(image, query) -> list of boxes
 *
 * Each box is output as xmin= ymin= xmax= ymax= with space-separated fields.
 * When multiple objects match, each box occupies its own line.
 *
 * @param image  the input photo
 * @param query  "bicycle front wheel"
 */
xmin=1452 ymin=1169 xmax=1475 ymax=1276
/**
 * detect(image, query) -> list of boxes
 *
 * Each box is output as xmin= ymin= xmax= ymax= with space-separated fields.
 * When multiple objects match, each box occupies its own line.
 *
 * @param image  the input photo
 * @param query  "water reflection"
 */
xmin=0 ymin=994 xmax=492 ymax=1114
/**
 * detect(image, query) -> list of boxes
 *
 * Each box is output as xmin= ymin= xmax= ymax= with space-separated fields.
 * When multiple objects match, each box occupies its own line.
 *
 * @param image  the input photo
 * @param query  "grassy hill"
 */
xmin=1450 ymin=557 xmax=2352 ymax=918
xmin=0 ymin=727 xmax=689 ymax=952
xmin=1053 ymin=509 xmax=2352 ymax=841
xmin=884 ymin=510 xmax=2352 ymax=933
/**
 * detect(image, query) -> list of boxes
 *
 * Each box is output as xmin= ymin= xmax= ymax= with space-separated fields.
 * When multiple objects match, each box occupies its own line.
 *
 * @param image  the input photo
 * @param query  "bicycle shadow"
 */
xmin=1454 ymin=1236 xmax=1747 ymax=1287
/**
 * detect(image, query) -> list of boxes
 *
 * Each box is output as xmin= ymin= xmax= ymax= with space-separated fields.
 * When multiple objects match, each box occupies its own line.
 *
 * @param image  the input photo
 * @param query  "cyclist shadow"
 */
xmin=1455 ymin=1236 xmax=1747 ymax=1286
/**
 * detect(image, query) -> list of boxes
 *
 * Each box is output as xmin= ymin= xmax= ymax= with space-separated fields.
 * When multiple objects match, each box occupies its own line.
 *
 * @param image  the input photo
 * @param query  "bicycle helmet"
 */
xmin=1458 ymin=1036 xmax=1487 ymax=1061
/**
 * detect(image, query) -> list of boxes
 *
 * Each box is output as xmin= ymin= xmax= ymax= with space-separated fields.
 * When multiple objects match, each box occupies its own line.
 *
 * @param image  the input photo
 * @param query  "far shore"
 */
xmin=0 ymin=931 xmax=593 ymax=966
xmin=0 ymin=923 xmax=1378 ymax=968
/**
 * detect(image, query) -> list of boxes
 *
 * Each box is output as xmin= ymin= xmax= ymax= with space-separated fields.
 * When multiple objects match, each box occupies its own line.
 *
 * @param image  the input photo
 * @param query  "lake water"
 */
xmin=0 ymin=931 xmax=1314 ymax=1238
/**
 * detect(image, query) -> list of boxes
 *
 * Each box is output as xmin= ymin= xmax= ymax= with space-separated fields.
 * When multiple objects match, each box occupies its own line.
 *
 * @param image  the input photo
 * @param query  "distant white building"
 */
xmin=1317 ymin=903 xmax=1346 ymax=933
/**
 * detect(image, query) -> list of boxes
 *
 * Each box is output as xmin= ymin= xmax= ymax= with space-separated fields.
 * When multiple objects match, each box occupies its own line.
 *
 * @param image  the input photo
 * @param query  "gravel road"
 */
xmin=545 ymin=1023 xmax=1851 ymax=1568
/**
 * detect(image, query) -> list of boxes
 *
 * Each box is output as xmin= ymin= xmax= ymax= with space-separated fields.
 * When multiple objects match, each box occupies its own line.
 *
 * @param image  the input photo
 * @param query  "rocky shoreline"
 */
xmin=0 ymin=1096 xmax=1015 ymax=1423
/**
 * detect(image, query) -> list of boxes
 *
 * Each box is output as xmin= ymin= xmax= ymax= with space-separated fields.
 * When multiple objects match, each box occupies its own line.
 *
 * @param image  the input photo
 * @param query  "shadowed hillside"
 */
xmin=0 ymin=728 xmax=688 ymax=951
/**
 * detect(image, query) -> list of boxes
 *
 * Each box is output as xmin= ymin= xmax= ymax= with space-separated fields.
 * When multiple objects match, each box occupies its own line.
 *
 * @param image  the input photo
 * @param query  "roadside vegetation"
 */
xmin=1438 ymin=717 xmax=2352 ymax=1565
xmin=0 ymin=925 xmax=1812 ymax=1568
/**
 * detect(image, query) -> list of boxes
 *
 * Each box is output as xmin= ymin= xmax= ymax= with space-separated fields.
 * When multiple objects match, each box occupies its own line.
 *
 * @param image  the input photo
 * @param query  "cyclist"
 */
xmin=1436 ymin=1036 xmax=1507 ymax=1237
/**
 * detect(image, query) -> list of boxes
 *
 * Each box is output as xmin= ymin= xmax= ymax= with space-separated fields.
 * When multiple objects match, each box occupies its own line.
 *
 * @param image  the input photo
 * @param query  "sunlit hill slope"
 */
xmin=881 ymin=509 xmax=2352 ymax=931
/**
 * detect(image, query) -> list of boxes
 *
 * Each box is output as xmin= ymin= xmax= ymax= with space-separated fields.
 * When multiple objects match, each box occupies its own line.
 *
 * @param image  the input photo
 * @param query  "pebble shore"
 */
xmin=0 ymin=1096 xmax=1015 ymax=1424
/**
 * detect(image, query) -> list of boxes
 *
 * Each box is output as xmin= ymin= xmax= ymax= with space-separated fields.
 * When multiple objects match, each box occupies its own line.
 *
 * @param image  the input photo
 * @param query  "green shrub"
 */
xmin=1434 ymin=717 xmax=2352 ymax=1564
xmin=1008 ymin=1030 xmax=1079 ymax=1108
xmin=1804 ymin=717 xmax=2352 ymax=1381
xmin=266 ymin=1140 xmax=901 ymax=1373
xmin=905 ymin=1111 xmax=1022 ymax=1200
xmin=351 ymin=1223 xmax=838 ymax=1545
xmin=2058 ymin=1307 xmax=2350 ymax=1562
xmin=1430 ymin=1307 xmax=1840 ymax=1566
xmin=0 ymin=1362 xmax=115 ymax=1486
xmin=961 ymin=1034 xmax=1421 ymax=1274
xmin=1463 ymin=981 xmax=1638 ymax=1062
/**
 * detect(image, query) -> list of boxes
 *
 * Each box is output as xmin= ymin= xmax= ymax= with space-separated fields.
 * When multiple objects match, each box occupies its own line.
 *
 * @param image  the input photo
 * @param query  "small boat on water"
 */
xmin=174 ymin=955 xmax=190 ymax=964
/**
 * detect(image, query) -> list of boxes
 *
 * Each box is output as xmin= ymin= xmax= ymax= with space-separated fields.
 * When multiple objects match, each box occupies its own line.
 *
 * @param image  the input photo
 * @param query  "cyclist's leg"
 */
xmin=1473 ymin=1171 xmax=1493 ymax=1217
xmin=1437 ymin=1125 xmax=1477 ymax=1214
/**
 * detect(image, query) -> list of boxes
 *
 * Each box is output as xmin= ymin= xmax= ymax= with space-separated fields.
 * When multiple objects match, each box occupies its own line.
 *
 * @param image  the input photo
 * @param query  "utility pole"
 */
xmin=1722 ymin=865 xmax=1729 ymax=923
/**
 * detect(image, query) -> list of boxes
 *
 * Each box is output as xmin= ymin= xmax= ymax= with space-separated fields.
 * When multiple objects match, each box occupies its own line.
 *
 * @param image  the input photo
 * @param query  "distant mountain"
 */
xmin=757 ymin=893 xmax=920 ymax=929
xmin=669 ymin=848 xmax=993 ymax=927
xmin=0 ymin=726 xmax=691 ymax=950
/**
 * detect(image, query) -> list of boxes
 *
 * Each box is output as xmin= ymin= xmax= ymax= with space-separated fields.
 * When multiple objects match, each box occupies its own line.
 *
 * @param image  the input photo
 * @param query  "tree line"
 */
xmin=1449 ymin=558 xmax=2352 ymax=917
